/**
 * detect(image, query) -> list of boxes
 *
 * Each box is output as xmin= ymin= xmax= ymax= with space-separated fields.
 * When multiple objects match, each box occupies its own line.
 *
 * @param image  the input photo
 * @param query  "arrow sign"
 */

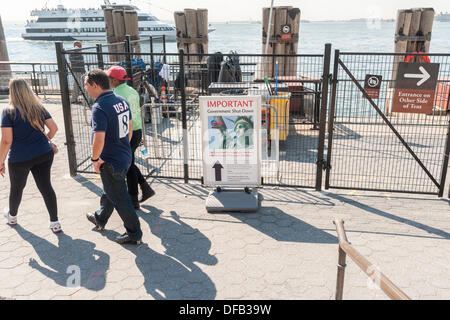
xmin=404 ymin=66 xmax=431 ymax=86
xmin=212 ymin=161 xmax=224 ymax=181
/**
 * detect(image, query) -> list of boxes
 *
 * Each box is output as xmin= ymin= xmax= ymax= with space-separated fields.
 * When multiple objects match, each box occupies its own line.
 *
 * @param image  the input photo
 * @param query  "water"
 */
xmin=4 ymin=20 xmax=450 ymax=63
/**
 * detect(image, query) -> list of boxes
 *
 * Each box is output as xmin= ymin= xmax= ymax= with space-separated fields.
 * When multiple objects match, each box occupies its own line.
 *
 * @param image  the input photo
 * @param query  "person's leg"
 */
xmin=30 ymin=152 xmax=58 ymax=222
xmin=100 ymin=163 xmax=142 ymax=241
xmin=126 ymin=129 xmax=141 ymax=207
xmin=71 ymin=72 xmax=81 ymax=102
xmin=8 ymin=161 xmax=32 ymax=217
xmin=94 ymin=165 xmax=117 ymax=226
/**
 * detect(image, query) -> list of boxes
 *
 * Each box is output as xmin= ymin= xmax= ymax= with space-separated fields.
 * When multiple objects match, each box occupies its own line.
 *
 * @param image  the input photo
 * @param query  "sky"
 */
xmin=1 ymin=0 xmax=450 ymax=22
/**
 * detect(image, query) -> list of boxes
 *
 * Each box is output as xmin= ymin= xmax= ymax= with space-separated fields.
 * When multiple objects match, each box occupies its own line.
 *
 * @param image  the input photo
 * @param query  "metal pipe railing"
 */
xmin=333 ymin=218 xmax=411 ymax=300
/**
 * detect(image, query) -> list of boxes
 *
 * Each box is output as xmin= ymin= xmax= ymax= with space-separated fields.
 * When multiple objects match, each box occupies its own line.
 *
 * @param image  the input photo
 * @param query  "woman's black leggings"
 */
xmin=8 ymin=151 xmax=58 ymax=222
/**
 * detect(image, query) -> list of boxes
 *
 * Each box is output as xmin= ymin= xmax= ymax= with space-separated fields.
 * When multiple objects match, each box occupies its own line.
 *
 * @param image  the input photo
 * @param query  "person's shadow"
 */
xmin=14 ymin=226 xmax=110 ymax=291
xmin=101 ymin=228 xmax=217 ymax=300
xmin=141 ymin=205 xmax=218 ymax=270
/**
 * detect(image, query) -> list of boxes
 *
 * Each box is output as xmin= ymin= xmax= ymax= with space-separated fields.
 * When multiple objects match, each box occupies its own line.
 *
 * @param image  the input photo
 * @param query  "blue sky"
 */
xmin=2 ymin=0 xmax=450 ymax=22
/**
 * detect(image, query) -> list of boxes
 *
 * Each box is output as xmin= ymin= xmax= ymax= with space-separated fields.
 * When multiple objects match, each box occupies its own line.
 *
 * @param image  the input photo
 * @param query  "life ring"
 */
xmin=404 ymin=52 xmax=430 ymax=63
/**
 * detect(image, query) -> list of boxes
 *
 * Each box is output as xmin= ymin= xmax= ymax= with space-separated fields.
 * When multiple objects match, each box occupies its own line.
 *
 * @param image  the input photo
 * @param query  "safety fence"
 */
xmin=56 ymin=39 xmax=329 ymax=190
xmin=326 ymin=51 xmax=450 ymax=196
xmin=0 ymin=62 xmax=60 ymax=97
xmin=55 ymin=39 xmax=450 ymax=196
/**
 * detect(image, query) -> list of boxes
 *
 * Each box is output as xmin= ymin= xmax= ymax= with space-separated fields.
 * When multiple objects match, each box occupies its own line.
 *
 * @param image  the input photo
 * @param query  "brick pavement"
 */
xmin=0 ymin=100 xmax=449 ymax=300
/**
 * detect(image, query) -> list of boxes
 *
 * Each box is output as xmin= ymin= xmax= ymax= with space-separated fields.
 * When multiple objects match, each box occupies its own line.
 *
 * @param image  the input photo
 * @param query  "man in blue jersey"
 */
xmin=84 ymin=69 xmax=142 ymax=245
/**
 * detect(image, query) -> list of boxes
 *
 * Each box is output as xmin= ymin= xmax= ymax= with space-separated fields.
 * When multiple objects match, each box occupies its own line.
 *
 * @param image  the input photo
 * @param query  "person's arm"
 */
xmin=0 ymin=127 xmax=13 ymax=177
xmin=129 ymin=120 xmax=133 ymax=142
xmin=44 ymin=118 xmax=58 ymax=140
xmin=91 ymin=131 xmax=105 ymax=174
xmin=90 ymin=106 xmax=108 ymax=174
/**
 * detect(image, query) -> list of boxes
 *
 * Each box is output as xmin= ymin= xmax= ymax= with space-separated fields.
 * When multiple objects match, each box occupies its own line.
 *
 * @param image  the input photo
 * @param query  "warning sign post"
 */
xmin=200 ymin=95 xmax=262 ymax=213
xmin=200 ymin=95 xmax=262 ymax=187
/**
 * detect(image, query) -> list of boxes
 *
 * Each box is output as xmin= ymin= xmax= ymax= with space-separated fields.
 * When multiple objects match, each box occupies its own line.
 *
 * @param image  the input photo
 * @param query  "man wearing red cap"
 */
xmin=106 ymin=66 xmax=155 ymax=209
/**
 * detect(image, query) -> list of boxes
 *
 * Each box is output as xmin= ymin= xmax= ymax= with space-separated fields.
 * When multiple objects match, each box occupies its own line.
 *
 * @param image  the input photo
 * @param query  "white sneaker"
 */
xmin=50 ymin=221 xmax=62 ymax=233
xmin=3 ymin=208 xmax=17 ymax=226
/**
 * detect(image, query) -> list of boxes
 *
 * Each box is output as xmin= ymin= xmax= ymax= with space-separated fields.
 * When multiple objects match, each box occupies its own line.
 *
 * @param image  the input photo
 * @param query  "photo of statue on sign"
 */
xmin=200 ymin=96 xmax=261 ymax=187
xmin=208 ymin=116 xmax=254 ymax=150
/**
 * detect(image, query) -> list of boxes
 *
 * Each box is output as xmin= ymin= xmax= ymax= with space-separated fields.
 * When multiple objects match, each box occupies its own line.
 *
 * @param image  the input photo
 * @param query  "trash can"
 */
xmin=269 ymin=93 xmax=290 ymax=141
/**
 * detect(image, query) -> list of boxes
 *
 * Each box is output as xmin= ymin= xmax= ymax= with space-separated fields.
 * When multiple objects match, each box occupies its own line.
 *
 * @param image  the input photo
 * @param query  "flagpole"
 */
xmin=265 ymin=0 xmax=275 ymax=54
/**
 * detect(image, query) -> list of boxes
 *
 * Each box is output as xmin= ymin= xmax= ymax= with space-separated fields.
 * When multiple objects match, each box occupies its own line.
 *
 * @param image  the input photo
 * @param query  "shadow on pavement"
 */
xmin=260 ymin=188 xmax=335 ymax=206
xmin=327 ymin=193 xmax=450 ymax=240
xmin=14 ymin=226 xmax=110 ymax=291
xmin=212 ymin=207 xmax=337 ymax=244
xmin=73 ymin=175 xmax=104 ymax=197
xmin=100 ymin=206 xmax=217 ymax=300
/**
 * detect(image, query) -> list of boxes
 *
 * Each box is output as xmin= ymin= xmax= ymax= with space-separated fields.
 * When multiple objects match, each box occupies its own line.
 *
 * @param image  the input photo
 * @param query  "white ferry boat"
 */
xmin=22 ymin=1 xmax=215 ymax=41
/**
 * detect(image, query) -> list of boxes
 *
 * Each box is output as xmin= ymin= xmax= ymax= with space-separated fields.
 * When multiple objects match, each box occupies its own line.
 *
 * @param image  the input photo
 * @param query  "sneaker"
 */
xmin=3 ymin=208 xmax=17 ymax=226
xmin=139 ymin=183 xmax=155 ymax=203
xmin=115 ymin=232 xmax=142 ymax=245
xmin=49 ymin=221 xmax=63 ymax=233
xmin=86 ymin=212 xmax=105 ymax=231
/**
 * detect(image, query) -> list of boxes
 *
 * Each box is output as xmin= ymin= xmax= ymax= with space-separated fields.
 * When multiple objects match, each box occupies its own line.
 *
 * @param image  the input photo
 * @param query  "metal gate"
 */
xmin=56 ymin=39 xmax=332 ymax=190
xmin=325 ymin=51 xmax=450 ymax=196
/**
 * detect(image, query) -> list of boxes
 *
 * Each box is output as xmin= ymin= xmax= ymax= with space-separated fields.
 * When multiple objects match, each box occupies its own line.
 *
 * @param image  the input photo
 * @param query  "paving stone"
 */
xmin=1 ymin=101 xmax=450 ymax=299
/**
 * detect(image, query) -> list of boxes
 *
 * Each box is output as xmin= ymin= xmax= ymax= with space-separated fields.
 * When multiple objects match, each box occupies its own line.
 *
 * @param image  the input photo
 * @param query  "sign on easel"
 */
xmin=200 ymin=96 xmax=262 ymax=187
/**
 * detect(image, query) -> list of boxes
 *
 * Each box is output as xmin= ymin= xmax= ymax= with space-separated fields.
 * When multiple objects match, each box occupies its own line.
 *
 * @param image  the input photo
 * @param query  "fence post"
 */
xmin=55 ymin=42 xmax=77 ymax=177
xmin=96 ymin=44 xmax=104 ymax=70
xmin=150 ymin=36 xmax=155 ymax=84
xmin=31 ymin=64 xmax=38 ymax=95
xmin=315 ymin=43 xmax=332 ymax=191
xmin=325 ymin=50 xmax=340 ymax=190
xmin=162 ymin=35 xmax=167 ymax=64
xmin=124 ymin=35 xmax=133 ymax=87
xmin=179 ymin=48 xmax=189 ymax=183
xmin=333 ymin=218 xmax=348 ymax=300
xmin=439 ymin=119 xmax=450 ymax=197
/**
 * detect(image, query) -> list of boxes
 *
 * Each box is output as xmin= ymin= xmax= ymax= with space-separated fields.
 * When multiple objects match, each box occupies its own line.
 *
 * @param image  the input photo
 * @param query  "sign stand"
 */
xmin=205 ymin=187 xmax=260 ymax=213
xmin=200 ymin=96 xmax=262 ymax=213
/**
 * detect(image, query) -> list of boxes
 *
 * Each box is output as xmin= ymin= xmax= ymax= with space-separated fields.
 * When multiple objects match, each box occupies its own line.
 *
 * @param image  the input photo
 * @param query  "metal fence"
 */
xmin=55 ymin=39 xmax=450 ymax=197
xmin=0 ymin=62 xmax=60 ymax=97
xmin=326 ymin=51 xmax=450 ymax=196
xmin=56 ymin=39 xmax=330 ymax=190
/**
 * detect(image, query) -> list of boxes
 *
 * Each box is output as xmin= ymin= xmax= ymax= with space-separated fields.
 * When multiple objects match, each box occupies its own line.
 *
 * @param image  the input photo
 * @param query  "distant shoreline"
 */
xmin=4 ymin=19 xmax=398 ymax=25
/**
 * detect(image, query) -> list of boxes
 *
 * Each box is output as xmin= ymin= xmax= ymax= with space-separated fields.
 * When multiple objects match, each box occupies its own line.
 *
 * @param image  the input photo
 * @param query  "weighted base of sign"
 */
xmin=206 ymin=189 xmax=260 ymax=213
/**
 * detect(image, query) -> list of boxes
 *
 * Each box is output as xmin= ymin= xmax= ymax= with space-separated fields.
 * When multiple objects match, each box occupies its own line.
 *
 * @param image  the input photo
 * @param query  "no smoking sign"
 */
xmin=364 ymin=74 xmax=382 ymax=99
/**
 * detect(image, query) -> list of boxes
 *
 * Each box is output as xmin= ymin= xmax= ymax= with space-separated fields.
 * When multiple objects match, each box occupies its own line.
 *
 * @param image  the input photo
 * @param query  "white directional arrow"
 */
xmin=404 ymin=66 xmax=431 ymax=87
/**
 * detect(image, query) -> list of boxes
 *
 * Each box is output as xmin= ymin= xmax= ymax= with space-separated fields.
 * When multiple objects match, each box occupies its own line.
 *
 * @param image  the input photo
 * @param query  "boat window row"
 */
xmin=25 ymin=26 xmax=174 ymax=33
xmin=139 ymin=27 xmax=174 ymax=31
xmin=25 ymin=28 xmax=105 ymax=33
xmin=35 ymin=16 xmax=157 ymax=23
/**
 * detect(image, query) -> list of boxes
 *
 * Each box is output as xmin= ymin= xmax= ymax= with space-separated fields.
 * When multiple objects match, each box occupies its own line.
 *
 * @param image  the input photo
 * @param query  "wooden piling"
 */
xmin=124 ymin=9 xmax=141 ymax=55
xmin=196 ymin=9 xmax=209 ymax=62
xmin=184 ymin=9 xmax=200 ymax=63
xmin=174 ymin=8 xmax=209 ymax=62
xmin=174 ymin=8 xmax=209 ymax=88
xmin=0 ymin=14 xmax=11 ymax=93
xmin=104 ymin=6 xmax=140 ymax=63
xmin=262 ymin=6 xmax=301 ymax=78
